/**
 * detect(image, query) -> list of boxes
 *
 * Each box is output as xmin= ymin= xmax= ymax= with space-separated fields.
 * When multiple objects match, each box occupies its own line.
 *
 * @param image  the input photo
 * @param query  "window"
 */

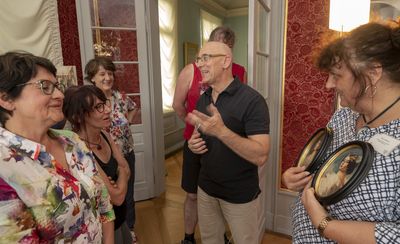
xmin=200 ymin=10 xmax=222 ymax=46
xmin=159 ymin=0 xmax=178 ymax=112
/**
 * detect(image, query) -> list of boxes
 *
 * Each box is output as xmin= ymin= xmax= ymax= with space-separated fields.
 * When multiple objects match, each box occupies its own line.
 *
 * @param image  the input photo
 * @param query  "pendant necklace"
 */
xmin=80 ymin=136 xmax=102 ymax=150
xmin=359 ymin=96 xmax=400 ymax=133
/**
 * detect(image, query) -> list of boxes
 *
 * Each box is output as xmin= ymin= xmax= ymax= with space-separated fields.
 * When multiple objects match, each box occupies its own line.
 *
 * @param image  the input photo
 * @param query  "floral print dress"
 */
xmin=106 ymin=90 xmax=136 ymax=155
xmin=0 ymin=128 xmax=115 ymax=243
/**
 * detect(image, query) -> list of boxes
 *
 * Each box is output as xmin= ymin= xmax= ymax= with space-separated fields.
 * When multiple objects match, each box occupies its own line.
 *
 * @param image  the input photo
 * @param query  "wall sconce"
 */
xmin=329 ymin=0 xmax=371 ymax=32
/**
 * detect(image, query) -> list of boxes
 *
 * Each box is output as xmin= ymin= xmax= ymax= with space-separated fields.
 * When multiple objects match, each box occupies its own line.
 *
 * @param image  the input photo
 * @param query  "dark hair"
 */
xmin=0 ymin=51 xmax=57 ymax=125
xmin=318 ymin=22 xmax=400 ymax=99
xmin=209 ymin=26 xmax=236 ymax=48
xmin=62 ymin=85 xmax=107 ymax=132
xmin=343 ymin=155 xmax=358 ymax=175
xmin=84 ymin=57 xmax=116 ymax=83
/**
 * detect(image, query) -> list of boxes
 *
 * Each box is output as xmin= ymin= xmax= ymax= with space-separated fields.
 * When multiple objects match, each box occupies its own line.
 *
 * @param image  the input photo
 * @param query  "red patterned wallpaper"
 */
xmin=281 ymin=0 xmax=335 ymax=178
xmin=57 ymin=0 xmax=83 ymax=84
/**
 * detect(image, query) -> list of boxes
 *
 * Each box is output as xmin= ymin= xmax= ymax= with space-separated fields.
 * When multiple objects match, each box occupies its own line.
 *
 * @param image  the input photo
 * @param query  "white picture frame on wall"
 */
xmin=56 ymin=66 xmax=78 ymax=88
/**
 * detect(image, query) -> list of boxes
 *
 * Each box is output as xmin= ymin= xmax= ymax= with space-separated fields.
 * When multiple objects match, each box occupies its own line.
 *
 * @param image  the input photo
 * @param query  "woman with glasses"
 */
xmin=63 ymin=85 xmax=132 ymax=243
xmin=0 ymin=51 xmax=115 ymax=243
xmin=85 ymin=57 xmax=139 ymax=242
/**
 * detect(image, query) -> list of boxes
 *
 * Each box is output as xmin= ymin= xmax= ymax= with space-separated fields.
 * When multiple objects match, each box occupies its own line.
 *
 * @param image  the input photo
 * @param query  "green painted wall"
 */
xmin=223 ymin=15 xmax=248 ymax=71
xmin=177 ymin=0 xmax=201 ymax=70
xmin=176 ymin=0 xmax=248 ymax=72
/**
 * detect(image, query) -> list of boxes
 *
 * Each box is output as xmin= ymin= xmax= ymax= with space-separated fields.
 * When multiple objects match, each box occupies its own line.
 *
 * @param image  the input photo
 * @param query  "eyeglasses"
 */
xmin=15 ymin=80 xmax=65 ymax=95
xmin=195 ymin=54 xmax=226 ymax=64
xmin=93 ymin=99 xmax=111 ymax=113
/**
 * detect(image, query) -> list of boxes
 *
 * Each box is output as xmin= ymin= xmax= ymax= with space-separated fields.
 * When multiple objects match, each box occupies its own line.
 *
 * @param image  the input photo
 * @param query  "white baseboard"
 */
xmin=275 ymin=214 xmax=292 ymax=236
xmin=165 ymin=141 xmax=184 ymax=155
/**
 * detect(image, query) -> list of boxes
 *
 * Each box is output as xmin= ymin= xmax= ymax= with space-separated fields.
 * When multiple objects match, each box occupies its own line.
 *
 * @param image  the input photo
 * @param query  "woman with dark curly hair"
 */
xmin=283 ymin=21 xmax=400 ymax=243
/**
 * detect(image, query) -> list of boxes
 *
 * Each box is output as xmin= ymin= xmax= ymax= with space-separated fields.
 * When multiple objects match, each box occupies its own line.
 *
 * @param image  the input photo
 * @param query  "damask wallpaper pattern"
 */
xmin=281 ymin=0 xmax=335 ymax=178
xmin=57 ymin=0 xmax=83 ymax=83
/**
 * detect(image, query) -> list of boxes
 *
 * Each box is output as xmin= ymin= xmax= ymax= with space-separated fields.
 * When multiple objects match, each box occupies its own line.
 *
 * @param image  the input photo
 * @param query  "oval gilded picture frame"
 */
xmin=312 ymin=141 xmax=374 ymax=206
xmin=295 ymin=127 xmax=333 ymax=173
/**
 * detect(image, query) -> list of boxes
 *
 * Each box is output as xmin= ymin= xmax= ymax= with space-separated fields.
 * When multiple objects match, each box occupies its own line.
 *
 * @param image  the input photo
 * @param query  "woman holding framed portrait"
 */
xmin=282 ymin=21 xmax=400 ymax=243
xmin=317 ymin=154 xmax=360 ymax=197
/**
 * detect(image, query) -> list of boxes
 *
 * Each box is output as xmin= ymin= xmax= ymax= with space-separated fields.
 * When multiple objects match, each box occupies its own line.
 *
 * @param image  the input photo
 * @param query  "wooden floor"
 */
xmin=135 ymin=150 xmax=292 ymax=244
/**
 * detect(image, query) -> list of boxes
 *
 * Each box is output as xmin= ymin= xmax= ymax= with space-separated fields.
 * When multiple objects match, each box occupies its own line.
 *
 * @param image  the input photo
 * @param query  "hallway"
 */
xmin=134 ymin=150 xmax=292 ymax=244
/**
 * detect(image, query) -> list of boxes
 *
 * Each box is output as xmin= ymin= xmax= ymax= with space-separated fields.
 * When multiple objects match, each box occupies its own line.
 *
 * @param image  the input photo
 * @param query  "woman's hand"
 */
xmin=107 ymin=176 xmax=118 ymax=188
xmin=188 ymin=129 xmax=207 ymax=154
xmin=301 ymin=181 xmax=328 ymax=228
xmin=282 ymin=166 xmax=312 ymax=191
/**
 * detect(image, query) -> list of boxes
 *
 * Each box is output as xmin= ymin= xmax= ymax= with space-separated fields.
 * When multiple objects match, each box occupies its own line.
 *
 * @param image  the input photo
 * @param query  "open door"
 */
xmin=248 ymin=0 xmax=272 ymax=241
xmin=248 ymin=0 xmax=287 ymax=241
xmin=76 ymin=0 xmax=165 ymax=201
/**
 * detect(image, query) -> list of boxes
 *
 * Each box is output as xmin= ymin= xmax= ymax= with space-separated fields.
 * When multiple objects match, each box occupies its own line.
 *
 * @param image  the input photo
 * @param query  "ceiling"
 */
xmin=211 ymin=0 xmax=248 ymax=10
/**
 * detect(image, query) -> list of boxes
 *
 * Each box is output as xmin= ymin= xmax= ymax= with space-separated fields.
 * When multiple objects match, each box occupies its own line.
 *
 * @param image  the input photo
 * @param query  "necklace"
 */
xmin=362 ymin=96 xmax=400 ymax=126
xmin=80 ymin=136 xmax=102 ymax=150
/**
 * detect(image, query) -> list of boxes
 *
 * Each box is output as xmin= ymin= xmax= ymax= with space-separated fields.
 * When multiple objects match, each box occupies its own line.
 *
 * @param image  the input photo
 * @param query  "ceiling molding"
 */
xmin=371 ymin=0 xmax=400 ymax=10
xmin=195 ymin=0 xmax=228 ymax=16
xmin=226 ymin=7 xmax=248 ymax=17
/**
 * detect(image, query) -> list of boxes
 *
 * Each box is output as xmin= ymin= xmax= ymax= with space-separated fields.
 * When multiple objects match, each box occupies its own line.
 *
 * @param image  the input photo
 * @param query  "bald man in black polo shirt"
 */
xmin=187 ymin=41 xmax=270 ymax=244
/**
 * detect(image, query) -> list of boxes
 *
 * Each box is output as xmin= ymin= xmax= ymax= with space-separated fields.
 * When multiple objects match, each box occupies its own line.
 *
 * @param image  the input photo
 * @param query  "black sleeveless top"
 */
xmin=93 ymin=132 xmax=126 ymax=229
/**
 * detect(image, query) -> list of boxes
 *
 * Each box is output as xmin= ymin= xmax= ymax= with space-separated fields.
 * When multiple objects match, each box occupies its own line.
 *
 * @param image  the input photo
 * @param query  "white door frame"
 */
xmin=139 ymin=0 xmax=165 ymax=197
xmin=75 ymin=0 xmax=165 ymax=200
xmin=248 ymin=0 xmax=288 ymax=237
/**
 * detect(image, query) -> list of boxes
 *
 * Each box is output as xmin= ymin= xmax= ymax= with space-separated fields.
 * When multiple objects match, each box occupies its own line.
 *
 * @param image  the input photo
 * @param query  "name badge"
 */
xmin=369 ymin=134 xmax=400 ymax=156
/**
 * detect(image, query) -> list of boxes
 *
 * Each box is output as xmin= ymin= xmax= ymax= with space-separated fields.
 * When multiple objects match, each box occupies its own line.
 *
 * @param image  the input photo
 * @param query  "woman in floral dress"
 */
xmin=0 ymin=51 xmax=115 ymax=243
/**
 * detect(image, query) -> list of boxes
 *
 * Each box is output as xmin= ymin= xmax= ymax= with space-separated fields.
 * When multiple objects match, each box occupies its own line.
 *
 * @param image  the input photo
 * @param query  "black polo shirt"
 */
xmin=197 ymin=77 xmax=270 ymax=203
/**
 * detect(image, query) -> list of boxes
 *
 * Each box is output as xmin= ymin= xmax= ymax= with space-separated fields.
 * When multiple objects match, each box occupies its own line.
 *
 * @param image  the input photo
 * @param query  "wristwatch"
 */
xmin=317 ymin=216 xmax=333 ymax=237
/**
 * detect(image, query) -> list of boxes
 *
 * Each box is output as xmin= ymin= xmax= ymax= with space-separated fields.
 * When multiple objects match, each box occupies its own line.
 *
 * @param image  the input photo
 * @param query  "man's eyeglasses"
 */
xmin=15 ymin=80 xmax=65 ymax=95
xmin=94 ymin=99 xmax=111 ymax=113
xmin=195 ymin=54 xmax=226 ymax=64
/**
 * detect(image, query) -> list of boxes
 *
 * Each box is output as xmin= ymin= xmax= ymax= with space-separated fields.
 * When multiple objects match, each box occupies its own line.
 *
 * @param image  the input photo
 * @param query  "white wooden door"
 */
xmin=75 ymin=0 xmax=165 ymax=201
xmin=248 ymin=0 xmax=287 ymax=240
xmin=248 ymin=1 xmax=272 ymax=241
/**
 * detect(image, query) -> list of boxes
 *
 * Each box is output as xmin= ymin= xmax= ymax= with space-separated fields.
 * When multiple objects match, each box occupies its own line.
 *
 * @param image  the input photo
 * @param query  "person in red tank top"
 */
xmin=172 ymin=26 xmax=247 ymax=244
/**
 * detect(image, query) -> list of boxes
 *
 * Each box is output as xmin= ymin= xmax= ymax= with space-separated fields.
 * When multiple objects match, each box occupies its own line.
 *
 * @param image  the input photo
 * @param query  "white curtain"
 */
xmin=200 ymin=10 xmax=223 ymax=47
xmin=159 ymin=0 xmax=178 ymax=112
xmin=0 ymin=0 xmax=63 ymax=66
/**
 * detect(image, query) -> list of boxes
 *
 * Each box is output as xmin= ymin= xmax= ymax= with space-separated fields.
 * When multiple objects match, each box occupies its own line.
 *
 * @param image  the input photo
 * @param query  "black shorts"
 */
xmin=181 ymin=140 xmax=201 ymax=193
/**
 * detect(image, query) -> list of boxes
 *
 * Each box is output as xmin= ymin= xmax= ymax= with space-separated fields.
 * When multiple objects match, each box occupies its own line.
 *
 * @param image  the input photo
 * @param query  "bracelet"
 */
xmin=317 ymin=216 xmax=333 ymax=237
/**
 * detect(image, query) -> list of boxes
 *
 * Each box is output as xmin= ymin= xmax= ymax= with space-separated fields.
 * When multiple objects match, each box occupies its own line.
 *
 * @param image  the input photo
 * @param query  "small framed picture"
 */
xmin=295 ymin=127 xmax=333 ymax=173
xmin=56 ymin=66 xmax=78 ymax=88
xmin=312 ymin=141 xmax=374 ymax=205
xmin=184 ymin=42 xmax=199 ymax=66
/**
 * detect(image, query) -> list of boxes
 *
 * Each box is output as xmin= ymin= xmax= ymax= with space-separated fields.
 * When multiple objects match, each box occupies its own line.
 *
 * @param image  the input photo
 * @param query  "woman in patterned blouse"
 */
xmin=63 ymin=85 xmax=133 ymax=243
xmin=85 ymin=57 xmax=139 ymax=241
xmin=282 ymin=22 xmax=400 ymax=243
xmin=0 ymin=51 xmax=115 ymax=243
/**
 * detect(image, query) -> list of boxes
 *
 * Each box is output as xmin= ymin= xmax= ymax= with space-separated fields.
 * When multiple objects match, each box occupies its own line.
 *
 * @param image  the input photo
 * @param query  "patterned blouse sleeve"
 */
xmin=92 ymin=159 xmax=115 ymax=223
xmin=72 ymin=133 xmax=115 ymax=224
xmin=125 ymin=94 xmax=136 ymax=111
xmin=0 ymin=178 xmax=39 ymax=242
xmin=374 ymin=186 xmax=400 ymax=243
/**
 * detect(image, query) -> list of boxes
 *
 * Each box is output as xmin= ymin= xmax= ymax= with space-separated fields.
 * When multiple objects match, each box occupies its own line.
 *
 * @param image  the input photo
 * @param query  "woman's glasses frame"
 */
xmin=15 ymin=79 xmax=65 ymax=95
xmin=93 ymin=99 xmax=111 ymax=113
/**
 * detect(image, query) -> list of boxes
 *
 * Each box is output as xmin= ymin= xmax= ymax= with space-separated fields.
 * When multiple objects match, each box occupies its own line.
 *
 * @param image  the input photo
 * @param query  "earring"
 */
xmin=364 ymin=85 xmax=377 ymax=98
